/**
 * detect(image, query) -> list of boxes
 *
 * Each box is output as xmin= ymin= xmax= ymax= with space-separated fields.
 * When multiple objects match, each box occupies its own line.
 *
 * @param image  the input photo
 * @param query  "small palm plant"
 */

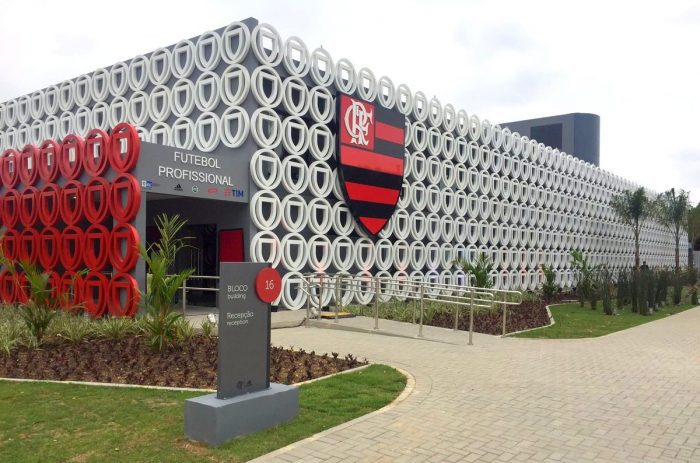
xmin=0 ymin=233 xmax=77 ymax=345
xmin=454 ymin=253 xmax=493 ymax=288
xmin=139 ymin=214 xmax=194 ymax=351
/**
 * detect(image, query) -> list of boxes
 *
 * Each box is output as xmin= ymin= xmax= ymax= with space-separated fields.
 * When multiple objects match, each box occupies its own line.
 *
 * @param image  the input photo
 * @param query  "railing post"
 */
xmin=317 ymin=275 xmax=324 ymax=320
xmin=374 ymin=277 xmax=380 ymax=330
xmin=412 ymin=296 xmax=416 ymax=325
xmin=468 ymin=288 xmax=474 ymax=346
xmin=418 ymin=283 xmax=424 ymax=338
xmin=334 ymin=275 xmax=341 ymax=323
xmin=305 ymin=279 xmax=310 ymax=328
xmin=501 ymin=292 xmax=507 ymax=337
xmin=454 ymin=303 xmax=459 ymax=331
xmin=182 ymin=278 xmax=187 ymax=316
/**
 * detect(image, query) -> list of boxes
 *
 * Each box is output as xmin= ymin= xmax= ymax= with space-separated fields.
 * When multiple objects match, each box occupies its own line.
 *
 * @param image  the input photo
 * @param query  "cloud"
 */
xmin=0 ymin=0 xmax=697 ymax=198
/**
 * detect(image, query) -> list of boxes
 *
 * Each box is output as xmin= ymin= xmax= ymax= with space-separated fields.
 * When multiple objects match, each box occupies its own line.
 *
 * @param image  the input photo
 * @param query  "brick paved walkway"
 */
xmin=255 ymin=307 xmax=700 ymax=463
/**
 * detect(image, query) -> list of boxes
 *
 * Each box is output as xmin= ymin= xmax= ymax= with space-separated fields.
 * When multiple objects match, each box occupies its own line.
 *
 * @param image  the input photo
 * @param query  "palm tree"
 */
xmin=656 ymin=188 xmax=690 ymax=273
xmin=610 ymin=187 xmax=651 ymax=271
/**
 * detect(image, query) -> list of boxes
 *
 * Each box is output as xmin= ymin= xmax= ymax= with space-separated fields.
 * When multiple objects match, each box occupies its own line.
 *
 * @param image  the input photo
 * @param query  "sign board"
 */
xmin=217 ymin=262 xmax=273 ymax=399
xmin=136 ymin=142 xmax=248 ymax=202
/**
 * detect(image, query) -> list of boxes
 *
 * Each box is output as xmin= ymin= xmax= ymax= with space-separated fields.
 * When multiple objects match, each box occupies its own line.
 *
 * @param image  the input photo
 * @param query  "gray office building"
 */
xmin=501 ymin=113 xmax=600 ymax=166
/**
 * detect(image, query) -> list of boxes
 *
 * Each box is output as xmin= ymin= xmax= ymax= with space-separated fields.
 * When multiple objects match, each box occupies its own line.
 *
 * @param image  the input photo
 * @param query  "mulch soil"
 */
xmin=428 ymin=294 xmax=570 ymax=335
xmin=0 ymin=336 xmax=366 ymax=388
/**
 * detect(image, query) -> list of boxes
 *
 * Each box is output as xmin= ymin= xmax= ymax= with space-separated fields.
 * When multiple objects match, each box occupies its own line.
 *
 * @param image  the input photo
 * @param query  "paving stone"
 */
xmin=250 ymin=307 xmax=700 ymax=463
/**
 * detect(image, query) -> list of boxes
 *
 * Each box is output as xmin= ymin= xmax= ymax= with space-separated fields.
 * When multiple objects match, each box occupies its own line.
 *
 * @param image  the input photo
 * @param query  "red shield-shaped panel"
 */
xmin=84 ymin=177 xmax=111 ymax=223
xmin=110 ymin=223 xmax=139 ymax=272
xmin=1 ymin=149 xmax=20 ymax=188
xmin=38 ymin=140 xmax=61 ymax=183
xmin=109 ymin=122 xmax=140 ymax=173
xmin=109 ymin=173 xmax=141 ymax=222
xmin=1 ymin=190 xmax=19 ymax=229
xmin=336 ymin=94 xmax=405 ymax=236
xmin=60 ymin=180 xmax=84 ymax=225
xmin=39 ymin=227 xmax=60 ymax=270
xmin=2 ymin=229 xmax=18 ymax=261
xmin=19 ymin=145 xmax=39 ymax=186
xmin=59 ymin=134 xmax=85 ymax=180
xmin=19 ymin=186 xmax=39 ymax=227
xmin=84 ymin=128 xmax=111 ymax=176
xmin=84 ymin=224 xmax=110 ymax=270
xmin=15 ymin=272 xmax=29 ymax=304
xmin=19 ymin=228 xmax=39 ymax=264
xmin=108 ymin=273 xmax=140 ymax=317
xmin=60 ymin=226 xmax=84 ymax=271
xmin=39 ymin=183 xmax=61 ymax=226
xmin=0 ymin=270 xmax=15 ymax=303
xmin=83 ymin=271 xmax=109 ymax=318
xmin=59 ymin=271 xmax=83 ymax=311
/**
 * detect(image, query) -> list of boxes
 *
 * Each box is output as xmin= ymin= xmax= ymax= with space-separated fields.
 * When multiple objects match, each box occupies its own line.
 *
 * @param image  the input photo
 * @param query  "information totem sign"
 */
xmin=217 ymin=262 xmax=281 ymax=399
xmin=184 ymin=262 xmax=295 ymax=447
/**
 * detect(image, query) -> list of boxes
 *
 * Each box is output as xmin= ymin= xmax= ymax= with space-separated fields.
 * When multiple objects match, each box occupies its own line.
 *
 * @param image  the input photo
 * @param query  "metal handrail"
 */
xmin=300 ymin=272 xmax=522 ymax=343
xmin=167 ymin=274 xmax=221 ymax=315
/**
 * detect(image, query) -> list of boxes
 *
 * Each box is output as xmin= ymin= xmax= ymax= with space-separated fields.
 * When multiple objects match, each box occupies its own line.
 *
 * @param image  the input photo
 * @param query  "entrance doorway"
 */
xmin=145 ymin=193 xmax=249 ymax=308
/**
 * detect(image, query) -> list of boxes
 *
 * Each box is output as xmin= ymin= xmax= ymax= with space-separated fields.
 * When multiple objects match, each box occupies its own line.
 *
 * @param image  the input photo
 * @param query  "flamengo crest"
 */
xmin=336 ymin=94 xmax=406 ymax=237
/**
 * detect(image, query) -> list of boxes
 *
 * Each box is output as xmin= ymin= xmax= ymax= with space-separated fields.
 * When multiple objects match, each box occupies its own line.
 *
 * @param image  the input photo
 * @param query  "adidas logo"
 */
xmin=174 ymin=184 xmax=183 ymax=192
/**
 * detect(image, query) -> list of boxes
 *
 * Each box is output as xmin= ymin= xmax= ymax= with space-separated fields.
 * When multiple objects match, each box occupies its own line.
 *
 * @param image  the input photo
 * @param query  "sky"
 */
xmin=1 ymin=0 xmax=698 ymax=201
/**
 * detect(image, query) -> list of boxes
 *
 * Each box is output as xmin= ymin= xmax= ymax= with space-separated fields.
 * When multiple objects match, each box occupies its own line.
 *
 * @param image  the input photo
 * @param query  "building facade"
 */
xmin=0 ymin=17 xmax=687 ymax=312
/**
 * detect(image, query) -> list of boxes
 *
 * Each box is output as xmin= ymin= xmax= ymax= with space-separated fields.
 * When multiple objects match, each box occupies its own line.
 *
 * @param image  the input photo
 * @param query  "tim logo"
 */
xmin=341 ymin=98 xmax=374 ymax=150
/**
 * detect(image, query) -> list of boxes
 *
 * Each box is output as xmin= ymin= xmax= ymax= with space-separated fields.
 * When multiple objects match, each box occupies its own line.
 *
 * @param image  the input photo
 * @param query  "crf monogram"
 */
xmin=343 ymin=99 xmax=373 ymax=146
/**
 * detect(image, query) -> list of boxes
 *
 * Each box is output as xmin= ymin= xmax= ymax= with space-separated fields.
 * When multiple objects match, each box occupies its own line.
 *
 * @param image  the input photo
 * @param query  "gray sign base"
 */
xmin=184 ymin=383 xmax=299 ymax=447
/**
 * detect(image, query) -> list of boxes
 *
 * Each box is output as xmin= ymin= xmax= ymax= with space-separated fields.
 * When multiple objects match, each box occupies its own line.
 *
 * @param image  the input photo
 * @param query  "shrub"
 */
xmin=616 ymin=268 xmax=629 ymax=308
xmin=95 ymin=317 xmax=137 ymax=340
xmin=139 ymin=214 xmax=194 ymax=351
xmin=174 ymin=317 xmax=196 ymax=343
xmin=599 ymin=267 xmax=615 ymax=315
xmin=0 ymin=321 xmax=26 ymax=356
xmin=540 ymin=264 xmax=559 ymax=299
xmin=54 ymin=314 xmax=94 ymax=344
xmin=454 ymin=253 xmax=493 ymax=289
xmin=200 ymin=318 xmax=216 ymax=337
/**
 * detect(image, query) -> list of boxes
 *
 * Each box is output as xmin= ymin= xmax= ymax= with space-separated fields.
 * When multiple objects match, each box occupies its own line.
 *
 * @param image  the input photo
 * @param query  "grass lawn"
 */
xmin=514 ymin=302 xmax=697 ymax=339
xmin=0 ymin=364 xmax=406 ymax=463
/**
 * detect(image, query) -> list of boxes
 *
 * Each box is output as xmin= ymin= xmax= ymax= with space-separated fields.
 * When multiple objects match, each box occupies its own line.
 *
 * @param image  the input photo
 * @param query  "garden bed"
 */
xmin=346 ymin=293 xmax=571 ymax=335
xmin=0 ymin=335 xmax=366 ymax=388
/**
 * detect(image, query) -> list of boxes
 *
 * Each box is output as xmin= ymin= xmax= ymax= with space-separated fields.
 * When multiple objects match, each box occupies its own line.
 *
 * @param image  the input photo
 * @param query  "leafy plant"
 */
xmin=616 ymin=268 xmax=629 ymax=308
xmin=599 ymin=267 xmax=615 ymax=315
xmin=0 ymin=321 xmax=26 ymax=356
xmin=453 ymin=253 xmax=493 ymax=288
xmin=95 ymin=317 xmax=137 ymax=340
xmin=54 ymin=314 xmax=94 ymax=344
xmin=139 ymin=214 xmax=194 ymax=351
xmin=13 ymin=262 xmax=65 ymax=345
xmin=174 ymin=317 xmax=196 ymax=343
xmin=200 ymin=318 xmax=216 ymax=337
xmin=570 ymin=250 xmax=598 ymax=308
xmin=540 ymin=264 xmax=559 ymax=299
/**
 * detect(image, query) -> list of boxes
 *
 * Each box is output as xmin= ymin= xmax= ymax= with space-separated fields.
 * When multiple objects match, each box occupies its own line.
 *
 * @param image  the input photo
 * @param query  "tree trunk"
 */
xmin=634 ymin=230 xmax=640 ymax=271
xmin=675 ymin=234 xmax=680 ymax=273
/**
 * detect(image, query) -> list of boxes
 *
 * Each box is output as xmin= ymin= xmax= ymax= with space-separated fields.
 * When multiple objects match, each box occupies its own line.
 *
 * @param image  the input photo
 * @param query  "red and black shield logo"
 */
xmin=336 ymin=94 xmax=405 ymax=236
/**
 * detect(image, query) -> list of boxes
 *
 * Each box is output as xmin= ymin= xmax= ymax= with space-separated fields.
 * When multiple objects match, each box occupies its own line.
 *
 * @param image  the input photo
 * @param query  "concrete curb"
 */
xmin=502 ymin=302 xmax=562 ymax=337
xmin=248 ymin=365 xmax=416 ymax=463
xmin=0 ymin=363 xmax=374 ymax=392
xmin=0 ymin=377 xmax=215 ymax=392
